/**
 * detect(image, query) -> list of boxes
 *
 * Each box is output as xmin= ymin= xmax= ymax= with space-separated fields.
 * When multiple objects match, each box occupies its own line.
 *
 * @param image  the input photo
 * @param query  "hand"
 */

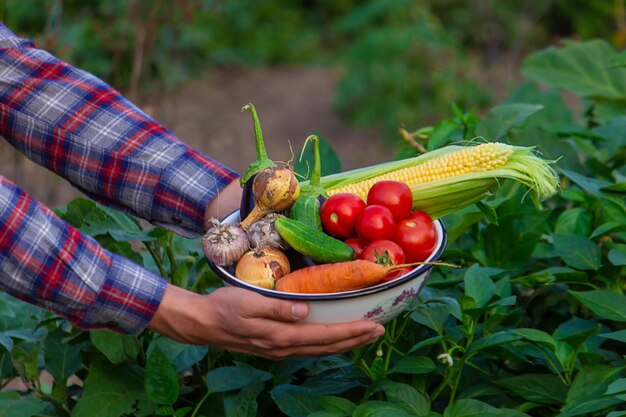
xmin=148 ymin=284 xmax=385 ymax=359
xmin=204 ymin=179 xmax=243 ymax=226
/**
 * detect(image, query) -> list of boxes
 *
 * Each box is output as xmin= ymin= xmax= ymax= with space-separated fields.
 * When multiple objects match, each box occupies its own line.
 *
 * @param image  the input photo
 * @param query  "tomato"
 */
xmin=366 ymin=180 xmax=413 ymax=221
xmin=355 ymin=205 xmax=397 ymax=243
xmin=344 ymin=237 xmax=366 ymax=258
xmin=361 ymin=239 xmax=405 ymax=266
xmin=320 ymin=193 xmax=366 ymax=239
xmin=408 ymin=210 xmax=434 ymax=226
xmin=394 ymin=218 xmax=437 ymax=262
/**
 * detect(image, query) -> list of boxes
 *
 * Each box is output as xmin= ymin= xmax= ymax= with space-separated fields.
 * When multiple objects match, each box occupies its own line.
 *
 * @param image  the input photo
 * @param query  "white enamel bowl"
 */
xmin=208 ymin=210 xmax=447 ymax=324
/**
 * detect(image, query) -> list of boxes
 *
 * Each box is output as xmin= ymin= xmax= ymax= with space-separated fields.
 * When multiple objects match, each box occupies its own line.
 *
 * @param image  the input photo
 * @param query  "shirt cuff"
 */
xmin=78 ymin=254 xmax=167 ymax=335
xmin=151 ymin=148 xmax=239 ymax=237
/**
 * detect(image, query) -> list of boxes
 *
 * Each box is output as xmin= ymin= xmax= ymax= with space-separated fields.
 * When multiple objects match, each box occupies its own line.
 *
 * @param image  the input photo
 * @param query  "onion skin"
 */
xmin=239 ymin=166 xmax=301 ymax=230
xmin=235 ymin=247 xmax=291 ymax=289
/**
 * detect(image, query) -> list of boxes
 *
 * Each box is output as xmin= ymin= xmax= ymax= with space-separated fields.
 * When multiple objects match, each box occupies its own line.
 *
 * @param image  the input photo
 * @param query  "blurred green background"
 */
xmin=0 ymin=0 xmax=624 ymax=205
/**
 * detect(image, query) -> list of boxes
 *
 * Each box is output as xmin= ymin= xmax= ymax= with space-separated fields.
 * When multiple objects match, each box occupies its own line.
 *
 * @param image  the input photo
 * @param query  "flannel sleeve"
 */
xmin=0 ymin=175 xmax=166 ymax=334
xmin=0 ymin=23 xmax=239 ymax=238
xmin=0 ymin=23 xmax=238 ymax=333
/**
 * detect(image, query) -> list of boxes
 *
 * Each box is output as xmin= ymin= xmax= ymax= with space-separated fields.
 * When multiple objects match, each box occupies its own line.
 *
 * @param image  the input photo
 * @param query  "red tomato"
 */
xmin=361 ymin=239 xmax=405 ymax=266
xmin=355 ymin=205 xmax=397 ymax=243
xmin=320 ymin=193 xmax=366 ymax=239
xmin=344 ymin=237 xmax=366 ymax=258
xmin=366 ymin=180 xmax=413 ymax=221
xmin=408 ymin=210 xmax=434 ymax=226
xmin=394 ymin=218 xmax=437 ymax=262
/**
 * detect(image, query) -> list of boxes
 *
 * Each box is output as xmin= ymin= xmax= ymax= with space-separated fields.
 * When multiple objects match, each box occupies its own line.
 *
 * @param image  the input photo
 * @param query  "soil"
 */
xmin=0 ymin=67 xmax=394 ymax=208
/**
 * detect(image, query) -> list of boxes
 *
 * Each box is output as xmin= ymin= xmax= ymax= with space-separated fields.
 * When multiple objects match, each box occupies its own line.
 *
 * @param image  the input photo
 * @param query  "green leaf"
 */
xmin=463 ymin=265 xmax=495 ymax=309
xmin=388 ymin=356 xmax=436 ymax=375
xmin=599 ymin=329 xmax=626 ymax=343
xmin=0 ymin=392 xmax=47 ymax=417
xmin=570 ymin=290 xmax=626 ymax=322
xmin=147 ymin=336 xmax=208 ymax=373
xmin=601 ymin=182 xmax=626 ymax=192
xmin=71 ymin=360 xmax=152 ymax=417
xmin=560 ymin=169 xmax=625 ymax=208
xmin=552 ymin=234 xmax=602 ymax=270
xmin=0 ymin=334 xmax=13 ymax=353
xmin=609 ymin=50 xmax=626 ymax=68
xmin=493 ymin=374 xmax=567 ymax=405
xmin=428 ymin=118 xmax=459 ymax=150
xmin=605 ymin=378 xmax=626 ymax=395
xmin=382 ymin=381 xmax=429 ymax=416
xmin=206 ymin=365 xmax=271 ymax=395
xmin=294 ymin=133 xmax=341 ymax=178
xmin=90 ymin=330 xmax=138 ymax=364
xmin=408 ymin=335 xmax=444 ymax=354
xmin=522 ymin=39 xmax=626 ymax=99
xmin=475 ymin=103 xmax=543 ymax=141
xmin=466 ymin=331 xmax=521 ymax=355
xmin=554 ymin=208 xmax=592 ymax=236
xmin=558 ymin=365 xmax=623 ymax=417
xmin=318 ymin=396 xmax=356 ymax=416
xmin=608 ymin=248 xmax=626 ymax=266
xmin=482 ymin=207 xmax=547 ymax=269
xmin=353 ymin=401 xmax=415 ymax=417
xmin=224 ymin=381 xmax=264 ymax=417
xmin=411 ymin=295 xmax=462 ymax=333
xmin=553 ymin=317 xmax=601 ymax=348
xmin=590 ymin=221 xmax=626 ymax=238
xmin=44 ymin=331 xmax=84 ymax=382
xmin=145 ymin=347 xmax=179 ymax=405
xmin=511 ymin=329 xmax=557 ymax=351
xmin=271 ymin=385 xmax=321 ymax=417
xmin=444 ymin=398 xmax=530 ymax=417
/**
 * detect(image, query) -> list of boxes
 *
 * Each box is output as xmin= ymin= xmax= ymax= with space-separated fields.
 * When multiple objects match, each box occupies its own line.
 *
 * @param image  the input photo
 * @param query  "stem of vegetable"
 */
xmin=190 ymin=391 xmax=211 ymax=417
xmin=166 ymin=233 xmax=178 ymax=282
xmin=146 ymin=241 xmax=168 ymax=278
xmin=299 ymin=135 xmax=327 ymax=197
xmin=240 ymin=103 xmax=275 ymax=186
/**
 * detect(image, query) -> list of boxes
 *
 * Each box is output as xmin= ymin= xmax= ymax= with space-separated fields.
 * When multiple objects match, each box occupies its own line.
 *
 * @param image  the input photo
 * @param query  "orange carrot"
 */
xmin=274 ymin=259 xmax=413 ymax=294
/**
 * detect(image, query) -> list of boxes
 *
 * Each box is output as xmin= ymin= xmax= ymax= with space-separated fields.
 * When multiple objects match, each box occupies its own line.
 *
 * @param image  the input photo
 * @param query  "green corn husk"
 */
xmin=308 ymin=142 xmax=560 ymax=219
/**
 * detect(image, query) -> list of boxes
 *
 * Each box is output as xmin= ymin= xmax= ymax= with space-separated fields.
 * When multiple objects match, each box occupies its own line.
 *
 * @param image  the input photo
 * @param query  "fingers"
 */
xmin=265 ymin=321 xmax=385 ymax=359
xmin=236 ymin=289 xmax=309 ymax=322
xmin=204 ymin=287 xmax=386 ymax=359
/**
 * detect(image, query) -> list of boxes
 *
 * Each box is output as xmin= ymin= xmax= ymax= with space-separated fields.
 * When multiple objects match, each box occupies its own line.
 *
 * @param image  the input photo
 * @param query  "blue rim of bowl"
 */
xmin=207 ymin=210 xmax=448 ymax=301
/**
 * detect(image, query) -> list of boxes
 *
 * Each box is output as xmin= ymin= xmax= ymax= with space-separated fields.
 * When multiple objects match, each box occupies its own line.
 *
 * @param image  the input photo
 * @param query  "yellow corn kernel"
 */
xmin=328 ymin=142 xmax=513 ymax=199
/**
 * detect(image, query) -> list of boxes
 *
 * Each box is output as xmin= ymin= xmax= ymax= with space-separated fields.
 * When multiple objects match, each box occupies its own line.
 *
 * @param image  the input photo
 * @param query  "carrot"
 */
xmin=274 ymin=259 xmax=418 ymax=294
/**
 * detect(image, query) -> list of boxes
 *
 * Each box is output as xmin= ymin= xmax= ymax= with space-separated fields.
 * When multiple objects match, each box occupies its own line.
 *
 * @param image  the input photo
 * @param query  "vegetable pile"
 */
xmin=203 ymin=103 xmax=560 ymax=294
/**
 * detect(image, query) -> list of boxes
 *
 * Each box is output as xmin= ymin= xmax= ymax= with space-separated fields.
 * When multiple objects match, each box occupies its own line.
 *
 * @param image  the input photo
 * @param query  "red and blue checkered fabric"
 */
xmin=0 ymin=23 xmax=238 ymax=333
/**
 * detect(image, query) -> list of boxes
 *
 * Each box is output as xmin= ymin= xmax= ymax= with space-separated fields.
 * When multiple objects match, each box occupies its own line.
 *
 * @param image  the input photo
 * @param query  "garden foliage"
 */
xmin=1 ymin=38 xmax=625 ymax=417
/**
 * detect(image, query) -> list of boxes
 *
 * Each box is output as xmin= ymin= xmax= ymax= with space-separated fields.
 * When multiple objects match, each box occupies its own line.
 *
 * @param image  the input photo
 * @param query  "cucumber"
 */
xmin=275 ymin=216 xmax=354 ymax=264
xmin=289 ymin=194 xmax=322 ymax=231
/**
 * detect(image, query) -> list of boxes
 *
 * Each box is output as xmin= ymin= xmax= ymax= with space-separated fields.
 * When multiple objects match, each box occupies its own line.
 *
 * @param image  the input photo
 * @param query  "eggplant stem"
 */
xmin=240 ymin=103 xmax=275 ymax=185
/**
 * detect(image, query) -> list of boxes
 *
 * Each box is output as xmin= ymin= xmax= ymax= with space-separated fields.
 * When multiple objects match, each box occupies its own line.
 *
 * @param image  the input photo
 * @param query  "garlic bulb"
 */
xmin=202 ymin=219 xmax=249 ymax=266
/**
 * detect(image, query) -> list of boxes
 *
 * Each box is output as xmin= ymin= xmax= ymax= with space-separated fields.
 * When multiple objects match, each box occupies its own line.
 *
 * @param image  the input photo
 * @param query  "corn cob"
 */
xmin=312 ymin=142 xmax=559 ymax=219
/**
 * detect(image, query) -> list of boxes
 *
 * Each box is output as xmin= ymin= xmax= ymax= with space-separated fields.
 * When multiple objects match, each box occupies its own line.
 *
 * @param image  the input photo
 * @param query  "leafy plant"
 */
xmin=1 ymin=39 xmax=626 ymax=417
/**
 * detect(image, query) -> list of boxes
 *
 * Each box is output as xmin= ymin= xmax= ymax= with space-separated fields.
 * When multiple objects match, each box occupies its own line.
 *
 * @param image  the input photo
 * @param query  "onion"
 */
xmin=235 ymin=247 xmax=291 ymax=289
xmin=203 ymin=219 xmax=249 ymax=266
xmin=239 ymin=166 xmax=301 ymax=230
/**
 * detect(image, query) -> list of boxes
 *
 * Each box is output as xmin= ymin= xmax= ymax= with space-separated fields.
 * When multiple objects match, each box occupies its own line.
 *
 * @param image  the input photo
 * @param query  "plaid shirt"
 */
xmin=0 ymin=24 xmax=238 ymax=334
